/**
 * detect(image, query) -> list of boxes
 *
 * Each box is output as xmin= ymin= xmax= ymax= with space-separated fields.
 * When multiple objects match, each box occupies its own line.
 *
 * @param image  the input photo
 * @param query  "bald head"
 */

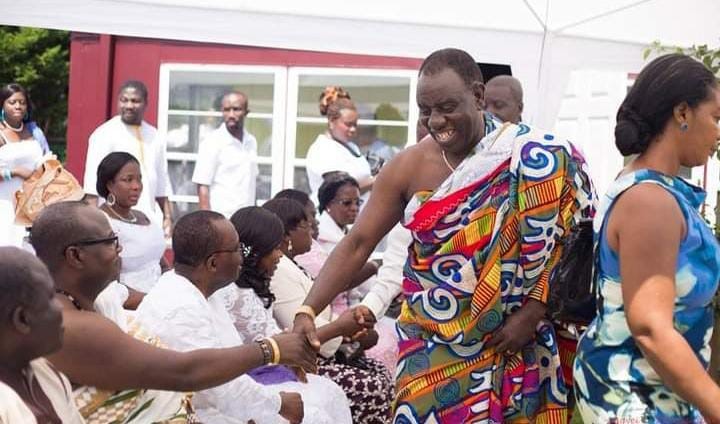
xmin=31 ymin=201 xmax=114 ymax=271
xmin=485 ymin=75 xmax=524 ymax=124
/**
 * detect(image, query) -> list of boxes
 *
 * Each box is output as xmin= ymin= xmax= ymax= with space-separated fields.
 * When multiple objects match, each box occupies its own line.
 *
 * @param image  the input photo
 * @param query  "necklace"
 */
xmin=107 ymin=204 xmax=138 ymax=223
xmin=2 ymin=119 xmax=23 ymax=133
xmin=55 ymin=289 xmax=84 ymax=311
xmin=441 ymin=150 xmax=458 ymax=173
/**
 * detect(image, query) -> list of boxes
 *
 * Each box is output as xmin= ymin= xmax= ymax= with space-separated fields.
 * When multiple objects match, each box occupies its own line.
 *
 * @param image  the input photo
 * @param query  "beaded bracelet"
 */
xmin=266 ymin=337 xmax=281 ymax=365
xmin=255 ymin=339 xmax=273 ymax=365
xmin=1 ymin=168 xmax=11 ymax=181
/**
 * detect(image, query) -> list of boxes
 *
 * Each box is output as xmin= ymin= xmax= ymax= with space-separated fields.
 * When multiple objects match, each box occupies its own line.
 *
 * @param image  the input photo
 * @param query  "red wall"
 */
xmin=66 ymin=34 xmax=423 ymax=180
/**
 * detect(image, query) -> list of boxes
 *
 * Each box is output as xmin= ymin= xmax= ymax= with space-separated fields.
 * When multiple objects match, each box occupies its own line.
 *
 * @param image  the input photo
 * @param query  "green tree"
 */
xmin=0 ymin=26 xmax=69 ymax=157
xmin=644 ymin=41 xmax=720 ymax=76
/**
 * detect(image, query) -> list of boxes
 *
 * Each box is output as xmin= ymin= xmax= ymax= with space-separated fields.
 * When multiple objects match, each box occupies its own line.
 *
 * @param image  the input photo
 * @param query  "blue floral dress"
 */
xmin=573 ymin=169 xmax=720 ymax=423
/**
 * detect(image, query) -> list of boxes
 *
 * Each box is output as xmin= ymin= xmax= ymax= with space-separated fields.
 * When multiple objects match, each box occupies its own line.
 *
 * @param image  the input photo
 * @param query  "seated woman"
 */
xmin=0 ymin=247 xmax=83 ymax=424
xmin=95 ymin=152 xmax=168 ymax=308
xmin=278 ymin=188 xmax=399 ymax=375
xmin=258 ymin=199 xmax=394 ymax=423
xmin=316 ymin=172 xmax=379 ymax=307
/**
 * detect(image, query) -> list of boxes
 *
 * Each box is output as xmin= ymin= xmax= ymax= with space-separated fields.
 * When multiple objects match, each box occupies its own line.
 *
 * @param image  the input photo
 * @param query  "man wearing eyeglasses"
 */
xmin=193 ymin=91 xmax=260 ymax=218
xmin=30 ymin=201 xmax=317 ymax=423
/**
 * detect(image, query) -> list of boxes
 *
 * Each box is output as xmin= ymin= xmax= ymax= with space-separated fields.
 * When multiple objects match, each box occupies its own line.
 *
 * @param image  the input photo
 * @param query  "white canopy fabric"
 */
xmin=3 ymin=0 xmax=719 ymax=126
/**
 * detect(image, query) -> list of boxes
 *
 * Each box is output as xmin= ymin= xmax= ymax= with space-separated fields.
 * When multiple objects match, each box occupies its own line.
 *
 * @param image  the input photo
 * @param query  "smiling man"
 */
xmin=83 ymin=80 xmax=173 ymax=234
xmin=294 ymin=48 xmax=595 ymax=422
xmin=193 ymin=91 xmax=259 ymax=218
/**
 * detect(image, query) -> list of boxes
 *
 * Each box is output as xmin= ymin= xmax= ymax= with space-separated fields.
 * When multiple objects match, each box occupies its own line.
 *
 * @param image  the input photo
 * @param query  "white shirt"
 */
xmin=270 ymin=256 xmax=342 ymax=358
xmin=360 ymin=223 xmax=410 ymax=318
xmin=135 ymin=271 xmax=281 ymax=424
xmin=83 ymin=116 xmax=171 ymax=220
xmin=192 ymin=125 xmax=259 ymax=218
xmin=305 ymin=133 xmax=371 ymax=203
xmin=0 ymin=359 xmax=84 ymax=424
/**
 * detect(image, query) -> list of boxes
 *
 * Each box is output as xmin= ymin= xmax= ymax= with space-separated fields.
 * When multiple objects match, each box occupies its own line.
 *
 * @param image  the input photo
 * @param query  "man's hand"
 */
xmin=486 ymin=299 xmax=546 ymax=355
xmin=163 ymin=215 xmax=173 ymax=238
xmin=292 ymin=313 xmax=321 ymax=353
xmin=335 ymin=306 xmax=377 ymax=339
xmin=356 ymin=328 xmax=379 ymax=350
xmin=272 ymin=332 xmax=317 ymax=372
xmin=278 ymin=391 xmax=304 ymax=424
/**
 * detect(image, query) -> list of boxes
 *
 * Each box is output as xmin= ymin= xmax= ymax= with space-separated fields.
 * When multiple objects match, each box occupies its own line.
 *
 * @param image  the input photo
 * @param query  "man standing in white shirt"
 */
xmin=83 ymin=80 xmax=173 ymax=234
xmin=193 ymin=91 xmax=259 ymax=218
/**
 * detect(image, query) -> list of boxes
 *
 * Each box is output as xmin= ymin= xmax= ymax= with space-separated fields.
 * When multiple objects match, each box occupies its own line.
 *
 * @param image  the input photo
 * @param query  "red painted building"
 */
xmin=67 ymin=33 xmax=423 ymax=211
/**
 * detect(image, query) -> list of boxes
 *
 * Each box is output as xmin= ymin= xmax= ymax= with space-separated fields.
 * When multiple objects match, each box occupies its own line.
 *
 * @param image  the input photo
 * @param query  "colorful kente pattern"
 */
xmin=574 ymin=170 xmax=720 ymax=423
xmin=395 ymin=122 xmax=594 ymax=423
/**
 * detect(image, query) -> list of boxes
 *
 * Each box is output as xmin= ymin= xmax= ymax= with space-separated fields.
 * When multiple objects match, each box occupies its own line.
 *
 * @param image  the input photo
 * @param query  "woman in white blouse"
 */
xmin=305 ymin=86 xmax=374 ymax=203
xmin=0 ymin=84 xmax=46 ymax=247
xmin=96 ymin=152 xmax=168 ymax=301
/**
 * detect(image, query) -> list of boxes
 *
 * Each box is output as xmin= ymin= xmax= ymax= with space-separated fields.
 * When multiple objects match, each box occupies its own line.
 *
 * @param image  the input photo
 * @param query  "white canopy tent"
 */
xmin=4 ymin=0 xmax=718 ymax=127
xmin=3 ymin=0 xmax=720 ymax=211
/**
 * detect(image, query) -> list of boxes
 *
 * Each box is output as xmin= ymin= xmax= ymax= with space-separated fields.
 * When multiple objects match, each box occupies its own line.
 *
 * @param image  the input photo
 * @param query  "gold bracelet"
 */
xmin=295 ymin=305 xmax=317 ymax=321
xmin=266 ymin=337 xmax=281 ymax=365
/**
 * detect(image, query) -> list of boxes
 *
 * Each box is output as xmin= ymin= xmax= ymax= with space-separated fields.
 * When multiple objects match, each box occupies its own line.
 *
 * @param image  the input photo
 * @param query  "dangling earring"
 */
xmin=1 ymin=109 xmax=5 ymax=122
xmin=23 ymin=111 xmax=28 ymax=121
xmin=107 ymin=193 xmax=116 ymax=206
xmin=680 ymin=122 xmax=689 ymax=132
xmin=288 ymin=238 xmax=293 ymax=254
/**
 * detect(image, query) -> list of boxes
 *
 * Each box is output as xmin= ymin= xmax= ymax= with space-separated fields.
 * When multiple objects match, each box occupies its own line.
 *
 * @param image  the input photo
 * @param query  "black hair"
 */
xmin=0 ymin=83 xmax=33 ymax=122
xmin=230 ymin=207 xmax=284 ymax=308
xmin=173 ymin=210 xmax=226 ymax=267
xmin=96 ymin=152 xmax=140 ymax=198
xmin=317 ymin=172 xmax=360 ymax=213
xmin=118 ymin=80 xmax=149 ymax=102
xmin=262 ymin=198 xmax=308 ymax=234
xmin=615 ymin=53 xmax=718 ymax=156
xmin=418 ymin=48 xmax=484 ymax=88
xmin=274 ymin=188 xmax=312 ymax=207
xmin=31 ymin=201 xmax=96 ymax=271
xmin=0 ymin=247 xmax=51 ymax=321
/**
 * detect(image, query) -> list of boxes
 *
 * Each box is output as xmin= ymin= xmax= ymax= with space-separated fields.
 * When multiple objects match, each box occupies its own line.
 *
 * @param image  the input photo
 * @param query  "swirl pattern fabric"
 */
xmin=395 ymin=122 xmax=594 ymax=423
xmin=574 ymin=170 xmax=720 ymax=423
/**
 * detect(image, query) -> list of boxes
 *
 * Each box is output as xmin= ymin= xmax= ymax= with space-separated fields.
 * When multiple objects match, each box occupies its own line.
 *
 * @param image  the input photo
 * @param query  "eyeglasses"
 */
xmin=334 ymin=198 xmax=363 ymax=207
xmin=65 ymin=233 xmax=119 ymax=251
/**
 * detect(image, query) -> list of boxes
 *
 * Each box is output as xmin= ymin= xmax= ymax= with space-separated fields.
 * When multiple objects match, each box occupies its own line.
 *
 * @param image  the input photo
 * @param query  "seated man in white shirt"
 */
xmin=83 ymin=80 xmax=173 ymax=233
xmin=30 ymin=202 xmax=317 ymax=423
xmin=136 ymin=210 xmax=352 ymax=423
xmin=193 ymin=91 xmax=259 ymax=218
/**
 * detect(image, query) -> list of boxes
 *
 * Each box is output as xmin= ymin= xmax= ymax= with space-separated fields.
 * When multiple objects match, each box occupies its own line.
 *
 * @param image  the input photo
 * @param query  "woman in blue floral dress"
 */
xmin=574 ymin=53 xmax=720 ymax=423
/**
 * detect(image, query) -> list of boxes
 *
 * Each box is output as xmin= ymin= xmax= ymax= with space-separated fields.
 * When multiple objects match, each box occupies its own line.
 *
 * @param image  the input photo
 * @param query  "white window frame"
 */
xmin=157 ymin=63 xmax=288 ymax=205
xmin=284 ymin=67 xmax=419 ymax=189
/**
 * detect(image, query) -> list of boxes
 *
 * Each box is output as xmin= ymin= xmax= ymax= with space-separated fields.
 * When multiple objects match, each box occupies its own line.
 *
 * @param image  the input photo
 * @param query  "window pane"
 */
xmin=174 ymin=201 xmax=200 ymax=219
xmin=168 ymin=160 xmax=197 ymax=196
xmin=295 ymin=122 xmax=326 ymax=158
xmin=166 ymin=115 xmax=222 ymax=153
xmin=257 ymin=164 xmax=272 ymax=203
xmin=168 ymin=71 xmax=275 ymax=114
xmin=294 ymin=166 xmax=310 ymax=193
xmin=246 ymin=118 xmax=273 ymax=157
xmin=297 ymin=75 xmax=410 ymax=120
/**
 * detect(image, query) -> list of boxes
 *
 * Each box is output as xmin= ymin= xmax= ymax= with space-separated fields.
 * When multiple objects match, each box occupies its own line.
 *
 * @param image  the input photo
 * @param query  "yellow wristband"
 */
xmin=295 ymin=305 xmax=317 ymax=321
xmin=266 ymin=337 xmax=281 ymax=365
